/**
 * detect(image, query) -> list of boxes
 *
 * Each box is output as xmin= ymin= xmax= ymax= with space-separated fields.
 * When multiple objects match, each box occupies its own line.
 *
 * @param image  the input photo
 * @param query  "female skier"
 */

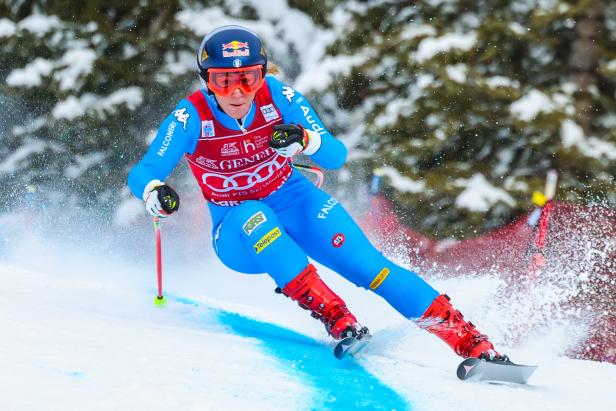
xmin=128 ymin=25 xmax=503 ymax=361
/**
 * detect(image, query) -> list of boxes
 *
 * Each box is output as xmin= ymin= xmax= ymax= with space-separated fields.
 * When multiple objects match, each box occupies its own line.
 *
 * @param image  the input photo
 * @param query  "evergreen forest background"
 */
xmin=1 ymin=0 xmax=615 ymax=238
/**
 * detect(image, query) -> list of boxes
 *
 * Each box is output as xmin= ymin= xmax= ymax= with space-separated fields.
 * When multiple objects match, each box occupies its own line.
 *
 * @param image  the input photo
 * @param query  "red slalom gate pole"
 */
xmin=526 ymin=170 xmax=558 ymax=282
xmin=153 ymin=217 xmax=167 ymax=306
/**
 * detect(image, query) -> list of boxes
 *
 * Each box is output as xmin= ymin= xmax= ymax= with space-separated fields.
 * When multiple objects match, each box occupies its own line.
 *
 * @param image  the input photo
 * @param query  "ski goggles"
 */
xmin=207 ymin=65 xmax=264 ymax=96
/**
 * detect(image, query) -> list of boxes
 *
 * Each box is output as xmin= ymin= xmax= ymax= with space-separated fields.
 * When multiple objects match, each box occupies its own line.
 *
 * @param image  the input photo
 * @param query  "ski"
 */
xmin=456 ymin=357 xmax=537 ymax=384
xmin=334 ymin=330 xmax=372 ymax=359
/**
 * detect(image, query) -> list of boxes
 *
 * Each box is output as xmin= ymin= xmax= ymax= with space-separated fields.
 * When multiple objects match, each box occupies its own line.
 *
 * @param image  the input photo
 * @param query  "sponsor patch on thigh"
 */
xmin=253 ymin=227 xmax=281 ymax=254
xmin=242 ymin=211 xmax=267 ymax=236
xmin=369 ymin=268 xmax=391 ymax=290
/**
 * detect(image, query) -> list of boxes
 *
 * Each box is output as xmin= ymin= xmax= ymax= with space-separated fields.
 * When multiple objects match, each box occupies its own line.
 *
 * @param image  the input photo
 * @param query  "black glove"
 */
xmin=269 ymin=124 xmax=308 ymax=157
xmin=145 ymin=183 xmax=180 ymax=218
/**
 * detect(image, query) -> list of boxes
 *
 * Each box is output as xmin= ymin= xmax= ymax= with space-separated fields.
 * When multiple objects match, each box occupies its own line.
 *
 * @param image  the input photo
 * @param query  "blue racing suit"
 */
xmin=128 ymin=76 xmax=438 ymax=319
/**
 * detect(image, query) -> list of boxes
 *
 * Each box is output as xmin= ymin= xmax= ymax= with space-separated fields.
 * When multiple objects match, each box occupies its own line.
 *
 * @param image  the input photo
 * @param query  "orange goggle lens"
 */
xmin=207 ymin=66 xmax=264 ymax=96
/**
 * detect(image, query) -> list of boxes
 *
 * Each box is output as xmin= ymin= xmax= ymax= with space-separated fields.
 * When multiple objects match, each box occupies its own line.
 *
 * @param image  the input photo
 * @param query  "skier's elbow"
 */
xmin=327 ymin=143 xmax=347 ymax=170
xmin=127 ymin=167 xmax=142 ymax=199
xmin=329 ymin=152 xmax=347 ymax=170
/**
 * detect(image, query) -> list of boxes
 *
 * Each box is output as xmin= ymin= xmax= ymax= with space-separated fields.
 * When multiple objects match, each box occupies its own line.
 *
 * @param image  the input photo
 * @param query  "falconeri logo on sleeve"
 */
xmin=369 ymin=268 xmax=391 ymax=290
xmin=253 ymin=227 xmax=281 ymax=254
xmin=242 ymin=211 xmax=267 ymax=236
xmin=201 ymin=120 xmax=215 ymax=137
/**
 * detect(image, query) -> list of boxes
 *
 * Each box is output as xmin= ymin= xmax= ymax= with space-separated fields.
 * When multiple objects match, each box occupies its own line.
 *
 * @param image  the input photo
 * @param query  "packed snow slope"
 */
xmin=1 ymin=212 xmax=615 ymax=411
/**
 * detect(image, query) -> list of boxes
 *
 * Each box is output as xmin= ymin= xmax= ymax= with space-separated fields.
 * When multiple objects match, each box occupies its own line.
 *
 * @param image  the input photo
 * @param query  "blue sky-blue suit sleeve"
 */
xmin=127 ymin=100 xmax=200 ymax=199
xmin=266 ymin=76 xmax=347 ymax=169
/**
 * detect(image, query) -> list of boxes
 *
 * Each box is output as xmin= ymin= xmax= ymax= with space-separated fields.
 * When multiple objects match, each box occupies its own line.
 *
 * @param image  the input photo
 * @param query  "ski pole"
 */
xmin=292 ymin=163 xmax=324 ymax=188
xmin=153 ymin=216 xmax=167 ymax=306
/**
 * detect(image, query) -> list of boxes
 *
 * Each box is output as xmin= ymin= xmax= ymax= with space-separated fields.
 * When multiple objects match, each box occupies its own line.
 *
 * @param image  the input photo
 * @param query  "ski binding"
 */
xmin=334 ymin=328 xmax=371 ymax=359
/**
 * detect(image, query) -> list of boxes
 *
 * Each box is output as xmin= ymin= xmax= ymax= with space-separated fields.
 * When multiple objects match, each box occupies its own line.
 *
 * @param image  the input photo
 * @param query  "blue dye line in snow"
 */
xmin=65 ymin=370 xmax=85 ymax=378
xmin=172 ymin=295 xmax=411 ymax=411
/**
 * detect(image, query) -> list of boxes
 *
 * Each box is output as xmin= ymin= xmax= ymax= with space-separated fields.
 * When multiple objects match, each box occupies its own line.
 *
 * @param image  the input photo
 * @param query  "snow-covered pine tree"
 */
xmin=0 ymin=1 xmax=196 ymax=212
xmin=318 ymin=0 xmax=616 ymax=237
xmin=0 ymin=1 xmax=334 ymax=214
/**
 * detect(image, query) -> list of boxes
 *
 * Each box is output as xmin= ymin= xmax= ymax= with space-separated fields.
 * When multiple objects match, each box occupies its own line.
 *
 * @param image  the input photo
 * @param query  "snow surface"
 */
xmin=1 ymin=210 xmax=615 ymax=411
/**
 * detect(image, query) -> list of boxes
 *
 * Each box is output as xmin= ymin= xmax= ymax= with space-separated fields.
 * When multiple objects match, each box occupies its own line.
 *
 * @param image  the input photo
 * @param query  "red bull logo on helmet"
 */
xmin=221 ymin=41 xmax=250 ymax=58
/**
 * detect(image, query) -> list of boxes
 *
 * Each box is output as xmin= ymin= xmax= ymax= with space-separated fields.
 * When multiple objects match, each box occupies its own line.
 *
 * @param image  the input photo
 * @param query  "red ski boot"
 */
xmin=277 ymin=264 xmax=361 ymax=339
xmin=416 ymin=294 xmax=503 ymax=360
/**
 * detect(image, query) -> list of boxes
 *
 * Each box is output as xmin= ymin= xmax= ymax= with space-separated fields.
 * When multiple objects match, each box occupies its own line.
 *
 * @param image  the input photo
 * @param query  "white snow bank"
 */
xmin=0 ymin=262 xmax=311 ymax=411
xmin=1 ymin=212 xmax=615 ymax=411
